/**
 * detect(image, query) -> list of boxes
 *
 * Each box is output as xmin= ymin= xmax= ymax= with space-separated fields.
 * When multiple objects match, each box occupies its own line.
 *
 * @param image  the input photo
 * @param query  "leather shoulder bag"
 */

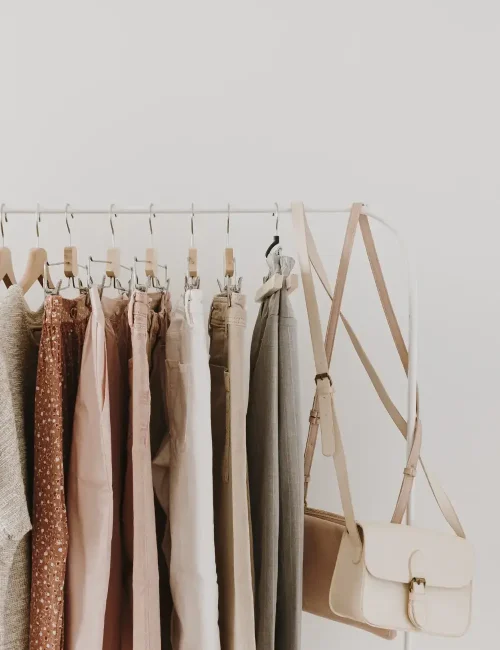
xmin=292 ymin=202 xmax=473 ymax=638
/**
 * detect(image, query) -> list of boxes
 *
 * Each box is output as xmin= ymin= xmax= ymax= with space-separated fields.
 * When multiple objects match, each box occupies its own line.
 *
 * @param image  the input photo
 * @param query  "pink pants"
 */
xmin=66 ymin=289 xmax=130 ymax=650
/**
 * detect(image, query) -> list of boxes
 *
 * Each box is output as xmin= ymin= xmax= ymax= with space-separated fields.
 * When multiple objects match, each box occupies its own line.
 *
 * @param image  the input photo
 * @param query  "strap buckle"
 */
xmin=409 ymin=577 xmax=426 ymax=593
xmin=309 ymin=409 xmax=320 ymax=424
xmin=315 ymin=372 xmax=332 ymax=386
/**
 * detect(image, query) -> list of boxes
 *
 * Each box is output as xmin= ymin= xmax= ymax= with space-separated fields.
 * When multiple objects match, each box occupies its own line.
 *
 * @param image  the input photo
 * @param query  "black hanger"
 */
xmin=265 ymin=204 xmax=280 ymax=257
xmin=265 ymin=234 xmax=279 ymax=258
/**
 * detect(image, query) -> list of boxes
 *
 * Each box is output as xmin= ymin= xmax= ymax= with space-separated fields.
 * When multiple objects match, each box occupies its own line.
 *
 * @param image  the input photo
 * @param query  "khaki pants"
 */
xmin=125 ymin=291 xmax=162 ymax=650
xmin=209 ymin=293 xmax=256 ymax=650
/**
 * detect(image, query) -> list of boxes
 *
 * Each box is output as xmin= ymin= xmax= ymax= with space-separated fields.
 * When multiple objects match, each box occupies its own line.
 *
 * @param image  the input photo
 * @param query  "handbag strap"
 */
xmin=292 ymin=202 xmax=466 ymax=544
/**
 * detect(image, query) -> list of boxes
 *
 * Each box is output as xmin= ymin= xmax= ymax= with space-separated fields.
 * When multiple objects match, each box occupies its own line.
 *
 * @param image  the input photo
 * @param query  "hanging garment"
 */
xmin=246 ymin=251 xmax=303 ymax=650
xmin=208 ymin=292 xmax=256 ymax=650
xmin=123 ymin=291 xmax=163 ymax=650
xmin=102 ymin=295 xmax=131 ymax=650
xmin=148 ymin=293 xmax=173 ymax=650
xmin=29 ymin=294 xmax=90 ymax=650
xmin=0 ymin=286 xmax=43 ymax=650
xmin=66 ymin=290 xmax=130 ymax=650
xmin=160 ymin=288 xmax=220 ymax=650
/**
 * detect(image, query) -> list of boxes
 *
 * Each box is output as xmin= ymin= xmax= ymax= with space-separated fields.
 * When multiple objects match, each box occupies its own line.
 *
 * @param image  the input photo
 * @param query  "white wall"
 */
xmin=0 ymin=1 xmax=498 ymax=649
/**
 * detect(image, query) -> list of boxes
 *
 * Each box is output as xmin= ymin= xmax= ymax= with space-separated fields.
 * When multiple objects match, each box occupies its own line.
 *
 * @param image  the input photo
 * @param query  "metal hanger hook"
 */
xmin=65 ymin=203 xmax=74 ymax=246
xmin=190 ymin=203 xmax=195 ymax=247
xmin=226 ymin=203 xmax=231 ymax=247
xmin=0 ymin=204 xmax=6 ymax=247
xmin=274 ymin=202 xmax=279 ymax=235
xmin=35 ymin=203 xmax=41 ymax=247
xmin=109 ymin=203 xmax=117 ymax=247
xmin=149 ymin=203 xmax=156 ymax=247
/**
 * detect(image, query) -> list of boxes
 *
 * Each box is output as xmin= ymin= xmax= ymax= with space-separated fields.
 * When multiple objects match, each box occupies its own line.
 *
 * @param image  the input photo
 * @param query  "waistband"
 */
xmin=170 ymin=289 xmax=205 ymax=328
xmin=209 ymin=294 xmax=229 ymax=330
xmin=211 ymin=291 xmax=246 ymax=325
xmin=128 ymin=290 xmax=171 ymax=332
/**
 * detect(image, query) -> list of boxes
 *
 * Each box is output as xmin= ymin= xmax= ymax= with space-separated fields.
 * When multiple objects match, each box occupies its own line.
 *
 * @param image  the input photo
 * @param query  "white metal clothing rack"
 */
xmin=1 ymin=203 xmax=418 ymax=650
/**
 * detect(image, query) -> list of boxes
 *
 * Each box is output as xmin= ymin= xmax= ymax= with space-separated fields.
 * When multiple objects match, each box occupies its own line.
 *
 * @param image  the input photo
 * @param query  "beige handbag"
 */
xmin=292 ymin=202 xmax=473 ymax=639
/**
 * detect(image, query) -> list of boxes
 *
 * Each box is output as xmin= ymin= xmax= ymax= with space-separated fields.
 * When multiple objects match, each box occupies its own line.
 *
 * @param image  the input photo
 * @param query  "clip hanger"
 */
xmin=43 ymin=206 xmax=87 ymax=294
xmin=218 ymin=203 xmax=242 ymax=296
xmin=106 ymin=204 xmax=121 ymax=278
xmin=145 ymin=203 xmax=158 ymax=278
xmin=63 ymin=203 xmax=79 ymax=278
xmin=186 ymin=203 xmax=200 ymax=290
xmin=89 ymin=205 xmax=131 ymax=293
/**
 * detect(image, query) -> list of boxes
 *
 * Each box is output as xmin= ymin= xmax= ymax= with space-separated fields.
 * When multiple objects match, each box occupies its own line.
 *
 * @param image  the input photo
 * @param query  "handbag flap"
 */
xmin=359 ymin=522 xmax=473 ymax=589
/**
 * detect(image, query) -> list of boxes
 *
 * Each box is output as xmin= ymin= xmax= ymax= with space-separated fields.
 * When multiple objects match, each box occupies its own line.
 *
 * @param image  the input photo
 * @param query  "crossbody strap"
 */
xmin=292 ymin=202 xmax=466 ymax=542
xmin=293 ymin=202 xmax=364 ymax=553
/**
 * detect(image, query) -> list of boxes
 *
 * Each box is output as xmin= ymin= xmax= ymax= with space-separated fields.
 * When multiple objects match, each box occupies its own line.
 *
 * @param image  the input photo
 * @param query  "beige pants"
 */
xmin=209 ymin=293 xmax=256 ymax=650
xmin=126 ymin=290 xmax=162 ymax=650
xmin=155 ymin=289 xmax=220 ymax=650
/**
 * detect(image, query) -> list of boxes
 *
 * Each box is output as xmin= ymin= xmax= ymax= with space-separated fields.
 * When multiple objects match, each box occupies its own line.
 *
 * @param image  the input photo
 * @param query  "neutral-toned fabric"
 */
xmin=29 ymin=294 xmax=90 ymax=650
xmin=148 ymin=293 xmax=173 ymax=650
xmin=126 ymin=290 xmax=162 ymax=650
xmin=209 ymin=293 xmax=255 ymax=650
xmin=246 ymin=250 xmax=303 ymax=650
xmin=0 ymin=285 xmax=43 ymax=650
xmin=66 ymin=290 xmax=130 ymax=650
xmin=102 ymin=296 xmax=130 ymax=650
xmin=157 ymin=289 xmax=220 ymax=650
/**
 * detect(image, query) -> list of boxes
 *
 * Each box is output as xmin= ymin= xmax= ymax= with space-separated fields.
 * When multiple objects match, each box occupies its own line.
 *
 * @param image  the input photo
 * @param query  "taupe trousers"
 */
xmin=246 ymin=252 xmax=303 ymax=650
xmin=209 ymin=293 xmax=256 ymax=650
xmin=125 ymin=291 xmax=162 ymax=650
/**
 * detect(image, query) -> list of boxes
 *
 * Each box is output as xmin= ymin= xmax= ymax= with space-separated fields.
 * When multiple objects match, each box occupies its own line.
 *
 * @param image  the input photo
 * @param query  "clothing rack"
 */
xmin=1 ymin=202 xmax=418 ymax=650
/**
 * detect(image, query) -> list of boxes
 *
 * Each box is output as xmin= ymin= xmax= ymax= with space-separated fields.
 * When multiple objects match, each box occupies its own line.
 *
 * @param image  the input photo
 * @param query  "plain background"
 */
xmin=0 ymin=2 xmax=498 ymax=649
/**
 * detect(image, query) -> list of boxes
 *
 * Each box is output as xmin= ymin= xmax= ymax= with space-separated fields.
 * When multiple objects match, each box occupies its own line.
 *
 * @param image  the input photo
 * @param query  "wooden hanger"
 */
xmin=186 ymin=204 xmax=200 ymax=289
xmin=255 ymin=267 xmax=298 ymax=302
xmin=89 ymin=206 xmax=133 ymax=294
xmin=42 ymin=205 xmax=88 ymax=295
xmin=224 ymin=203 xmax=235 ymax=280
xmin=63 ymin=205 xmax=78 ymax=278
xmin=105 ymin=204 xmax=121 ymax=278
xmin=145 ymin=204 xmax=158 ymax=278
xmin=0 ymin=205 xmax=16 ymax=287
xmin=217 ymin=204 xmax=242 ymax=295
xmin=19 ymin=205 xmax=54 ymax=294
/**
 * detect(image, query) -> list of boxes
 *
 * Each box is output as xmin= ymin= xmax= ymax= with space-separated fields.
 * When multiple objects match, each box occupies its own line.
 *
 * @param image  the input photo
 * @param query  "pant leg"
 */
xmin=66 ymin=287 xmax=114 ymax=650
xmin=128 ymin=291 xmax=161 ymax=650
xmin=102 ymin=296 xmax=130 ymax=650
xmin=275 ymin=289 xmax=303 ymax=650
xmin=226 ymin=293 xmax=256 ymax=650
xmin=167 ymin=290 xmax=221 ymax=650
xmin=246 ymin=293 xmax=280 ymax=650
xmin=149 ymin=295 xmax=173 ymax=650
xmin=208 ymin=295 xmax=233 ymax=649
